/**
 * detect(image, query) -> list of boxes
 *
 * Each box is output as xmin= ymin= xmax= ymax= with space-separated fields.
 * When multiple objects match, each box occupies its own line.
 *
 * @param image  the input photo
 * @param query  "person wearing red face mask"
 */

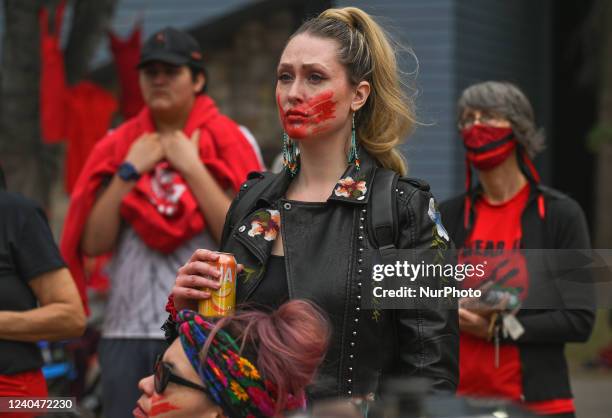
xmin=166 ymin=6 xmax=459 ymax=402
xmin=440 ymin=81 xmax=595 ymax=418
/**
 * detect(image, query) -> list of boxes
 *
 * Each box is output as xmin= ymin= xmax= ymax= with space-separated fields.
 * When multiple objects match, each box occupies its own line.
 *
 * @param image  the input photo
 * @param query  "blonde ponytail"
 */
xmin=293 ymin=7 xmax=414 ymax=175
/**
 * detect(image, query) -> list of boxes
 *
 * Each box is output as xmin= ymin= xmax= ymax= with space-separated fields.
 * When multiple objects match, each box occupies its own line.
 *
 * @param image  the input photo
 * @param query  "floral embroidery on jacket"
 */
xmin=334 ymin=176 xmax=367 ymax=200
xmin=248 ymin=209 xmax=280 ymax=241
xmin=240 ymin=265 xmax=260 ymax=284
xmin=371 ymin=296 xmax=382 ymax=323
xmin=428 ymin=197 xmax=451 ymax=292
xmin=428 ymin=197 xmax=450 ymax=243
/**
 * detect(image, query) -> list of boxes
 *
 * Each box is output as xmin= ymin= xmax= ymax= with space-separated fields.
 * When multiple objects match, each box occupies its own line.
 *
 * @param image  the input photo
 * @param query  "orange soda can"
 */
xmin=198 ymin=252 xmax=237 ymax=317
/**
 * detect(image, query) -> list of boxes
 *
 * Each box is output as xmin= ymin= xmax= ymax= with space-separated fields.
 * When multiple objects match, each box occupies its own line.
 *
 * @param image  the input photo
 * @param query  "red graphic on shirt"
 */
xmin=147 ymin=162 xmax=187 ymax=217
xmin=278 ymin=90 xmax=336 ymax=139
xmin=460 ymin=238 xmax=528 ymax=307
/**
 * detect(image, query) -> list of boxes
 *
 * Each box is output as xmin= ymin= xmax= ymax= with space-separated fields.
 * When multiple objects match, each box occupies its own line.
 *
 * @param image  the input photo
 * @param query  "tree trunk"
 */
xmin=0 ymin=0 xmax=56 ymax=206
xmin=64 ymin=0 xmax=118 ymax=85
xmin=595 ymin=0 xmax=612 ymax=248
xmin=0 ymin=0 xmax=117 ymax=207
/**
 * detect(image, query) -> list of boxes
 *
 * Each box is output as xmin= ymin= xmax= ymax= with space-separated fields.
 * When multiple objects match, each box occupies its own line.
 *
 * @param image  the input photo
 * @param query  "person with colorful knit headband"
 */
xmin=134 ymin=300 xmax=330 ymax=418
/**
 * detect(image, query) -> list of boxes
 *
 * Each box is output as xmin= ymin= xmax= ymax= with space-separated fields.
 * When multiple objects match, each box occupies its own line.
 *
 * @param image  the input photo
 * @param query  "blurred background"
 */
xmin=0 ymin=0 xmax=611 ymax=417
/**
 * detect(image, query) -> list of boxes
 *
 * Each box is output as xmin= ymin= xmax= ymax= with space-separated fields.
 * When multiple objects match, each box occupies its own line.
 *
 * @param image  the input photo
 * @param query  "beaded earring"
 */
xmin=347 ymin=113 xmax=360 ymax=170
xmin=282 ymin=132 xmax=299 ymax=176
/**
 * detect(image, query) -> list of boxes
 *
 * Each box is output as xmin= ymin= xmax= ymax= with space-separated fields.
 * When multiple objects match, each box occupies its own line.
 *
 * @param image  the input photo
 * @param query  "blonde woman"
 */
xmin=168 ymin=7 xmax=459 ymax=400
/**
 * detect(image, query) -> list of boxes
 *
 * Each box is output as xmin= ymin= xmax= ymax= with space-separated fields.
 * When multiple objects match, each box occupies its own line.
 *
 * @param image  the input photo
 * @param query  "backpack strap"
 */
xmin=369 ymin=168 xmax=399 ymax=261
xmin=221 ymin=171 xmax=275 ymax=248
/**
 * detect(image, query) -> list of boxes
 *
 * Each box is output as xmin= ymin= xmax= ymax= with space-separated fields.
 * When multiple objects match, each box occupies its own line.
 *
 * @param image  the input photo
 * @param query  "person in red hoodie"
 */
xmin=61 ymin=27 xmax=262 ymax=418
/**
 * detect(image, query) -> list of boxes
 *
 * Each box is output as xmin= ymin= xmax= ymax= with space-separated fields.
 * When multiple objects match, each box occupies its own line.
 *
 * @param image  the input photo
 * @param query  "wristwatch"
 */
xmin=117 ymin=162 xmax=141 ymax=182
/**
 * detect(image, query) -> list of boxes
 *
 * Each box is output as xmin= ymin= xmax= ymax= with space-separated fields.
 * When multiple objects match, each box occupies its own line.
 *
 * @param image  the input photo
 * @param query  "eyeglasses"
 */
xmin=458 ymin=110 xmax=507 ymax=129
xmin=154 ymin=355 xmax=208 ymax=394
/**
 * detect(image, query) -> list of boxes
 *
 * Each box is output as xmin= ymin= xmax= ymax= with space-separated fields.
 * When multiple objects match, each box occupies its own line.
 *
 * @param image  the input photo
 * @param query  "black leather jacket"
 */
xmin=219 ymin=152 xmax=459 ymax=399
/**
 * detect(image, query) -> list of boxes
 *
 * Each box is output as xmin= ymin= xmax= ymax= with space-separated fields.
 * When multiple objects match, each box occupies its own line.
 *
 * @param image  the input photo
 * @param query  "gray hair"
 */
xmin=457 ymin=81 xmax=545 ymax=157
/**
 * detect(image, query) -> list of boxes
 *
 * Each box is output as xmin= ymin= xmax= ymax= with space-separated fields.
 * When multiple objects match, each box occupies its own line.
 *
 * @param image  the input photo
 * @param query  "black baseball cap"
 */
xmin=138 ymin=27 xmax=205 ymax=70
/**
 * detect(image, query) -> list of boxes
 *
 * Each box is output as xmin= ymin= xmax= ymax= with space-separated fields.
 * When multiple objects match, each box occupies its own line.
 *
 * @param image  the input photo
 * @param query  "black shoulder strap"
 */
xmin=221 ymin=172 xmax=275 ymax=248
xmin=369 ymin=168 xmax=399 ymax=260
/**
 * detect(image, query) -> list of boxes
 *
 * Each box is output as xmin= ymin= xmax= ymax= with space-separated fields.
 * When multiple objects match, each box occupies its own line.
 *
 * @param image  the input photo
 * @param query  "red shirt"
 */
xmin=457 ymin=184 xmax=574 ymax=414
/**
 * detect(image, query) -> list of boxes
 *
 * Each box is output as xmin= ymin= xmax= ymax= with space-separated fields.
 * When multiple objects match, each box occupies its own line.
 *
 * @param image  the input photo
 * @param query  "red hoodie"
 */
xmin=60 ymin=95 xmax=263 ymax=314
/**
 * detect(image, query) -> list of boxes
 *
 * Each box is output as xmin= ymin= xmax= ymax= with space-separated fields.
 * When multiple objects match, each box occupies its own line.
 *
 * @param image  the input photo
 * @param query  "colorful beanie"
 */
xmin=176 ymin=309 xmax=306 ymax=418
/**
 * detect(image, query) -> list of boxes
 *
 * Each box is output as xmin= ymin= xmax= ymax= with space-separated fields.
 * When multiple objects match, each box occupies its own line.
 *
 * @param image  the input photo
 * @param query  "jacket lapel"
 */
xmin=328 ymin=151 xmax=377 ymax=205
xmin=232 ymin=172 xmax=291 ymax=302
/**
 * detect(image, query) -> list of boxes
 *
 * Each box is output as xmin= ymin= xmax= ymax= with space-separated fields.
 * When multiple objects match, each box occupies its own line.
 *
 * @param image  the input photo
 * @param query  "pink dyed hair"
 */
xmin=202 ymin=300 xmax=330 ymax=415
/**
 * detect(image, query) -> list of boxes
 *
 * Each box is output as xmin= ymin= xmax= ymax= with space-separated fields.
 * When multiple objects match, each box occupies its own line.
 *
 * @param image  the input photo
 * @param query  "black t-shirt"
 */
xmin=0 ymin=191 xmax=66 ymax=375
xmin=248 ymin=255 xmax=288 ymax=310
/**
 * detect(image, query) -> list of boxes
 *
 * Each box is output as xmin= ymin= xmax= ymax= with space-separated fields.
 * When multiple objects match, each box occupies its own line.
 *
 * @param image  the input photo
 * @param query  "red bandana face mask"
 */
xmin=461 ymin=125 xmax=516 ymax=170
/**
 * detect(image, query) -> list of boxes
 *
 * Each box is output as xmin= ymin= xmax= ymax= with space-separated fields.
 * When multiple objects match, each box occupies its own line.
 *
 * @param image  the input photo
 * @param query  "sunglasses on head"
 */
xmin=154 ymin=354 xmax=208 ymax=394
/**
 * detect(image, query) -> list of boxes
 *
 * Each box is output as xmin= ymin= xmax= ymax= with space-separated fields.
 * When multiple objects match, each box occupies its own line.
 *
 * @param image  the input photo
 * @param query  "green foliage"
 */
xmin=587 ymin=124 xmax=612 ymax=152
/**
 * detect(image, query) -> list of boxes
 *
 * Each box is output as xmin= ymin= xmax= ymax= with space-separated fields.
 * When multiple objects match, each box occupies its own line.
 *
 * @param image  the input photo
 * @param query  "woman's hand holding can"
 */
xmin=173 ymin=249 xmax=222 ymax=312
xmin=173 ymin=249 xmax=243 ymax=312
